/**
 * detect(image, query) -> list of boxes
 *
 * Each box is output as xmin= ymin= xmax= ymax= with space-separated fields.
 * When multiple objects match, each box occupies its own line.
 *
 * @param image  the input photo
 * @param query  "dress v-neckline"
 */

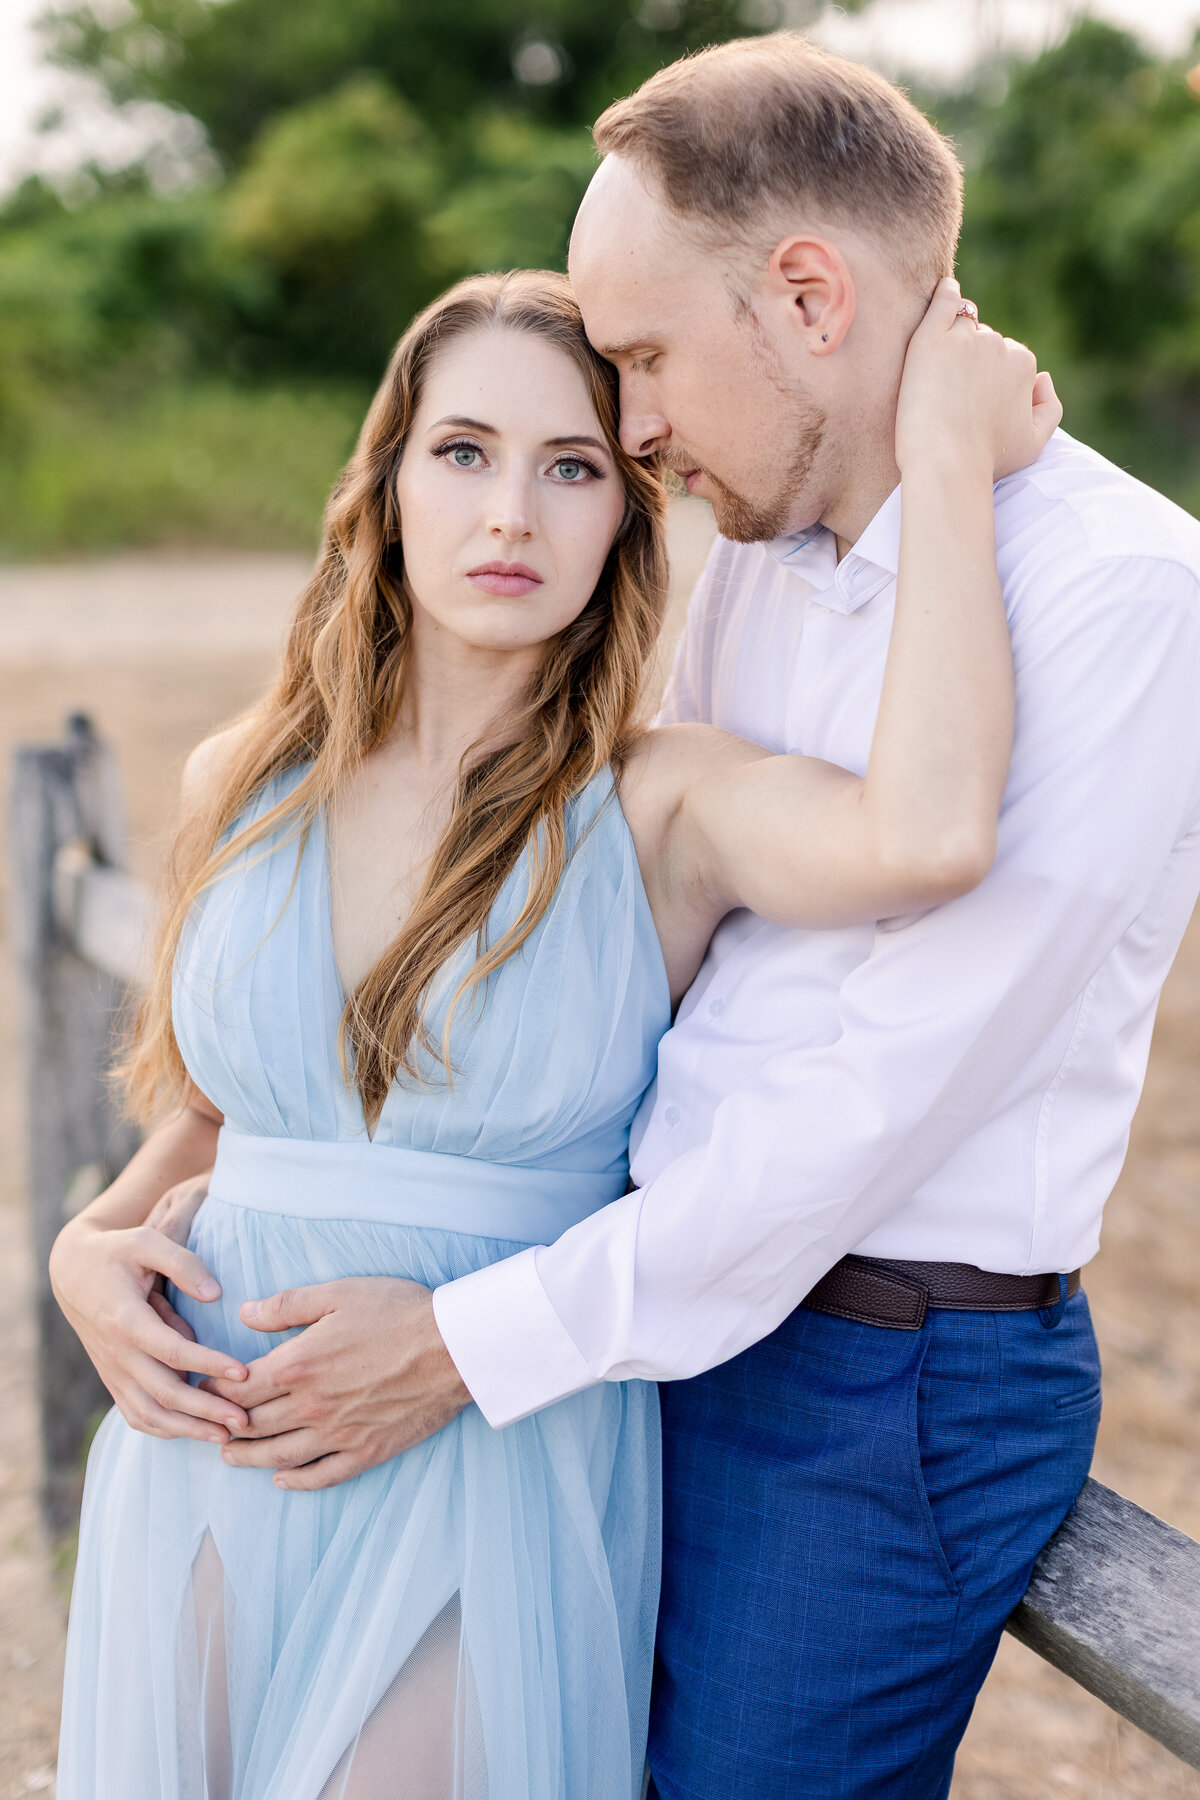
xmin=315 ymin=807 xmax=389 ymax=1143
xmin=316 ymin=807 xmax=353 ymax=1012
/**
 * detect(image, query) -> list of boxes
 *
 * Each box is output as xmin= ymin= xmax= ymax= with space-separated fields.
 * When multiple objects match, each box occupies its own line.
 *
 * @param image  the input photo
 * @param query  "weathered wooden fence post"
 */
xmin=9 ymin=715 xmax=145 ymax=1528
xmin=1007 ymin=1479 xmax=1200 ymax=1765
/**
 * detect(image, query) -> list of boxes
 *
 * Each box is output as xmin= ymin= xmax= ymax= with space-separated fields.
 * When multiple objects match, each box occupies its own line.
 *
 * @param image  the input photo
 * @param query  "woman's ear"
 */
xmin=766 ymin=235 xmax=856 ymax=355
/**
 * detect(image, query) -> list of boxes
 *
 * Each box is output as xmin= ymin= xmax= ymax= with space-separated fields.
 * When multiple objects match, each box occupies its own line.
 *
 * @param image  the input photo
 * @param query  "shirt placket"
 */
xmin=786 ymin=584 xmax=839 ymax=755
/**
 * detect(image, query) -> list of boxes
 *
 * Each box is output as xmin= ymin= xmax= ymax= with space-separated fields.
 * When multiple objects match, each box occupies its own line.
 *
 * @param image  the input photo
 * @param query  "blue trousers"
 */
xmin=648 ymin=1291 xmax=1101 ymax=1799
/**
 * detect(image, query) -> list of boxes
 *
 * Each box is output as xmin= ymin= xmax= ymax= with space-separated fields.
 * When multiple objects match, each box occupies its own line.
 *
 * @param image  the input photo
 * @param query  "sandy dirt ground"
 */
xmin=1 ymin=501 xmax=1199 ymax=1796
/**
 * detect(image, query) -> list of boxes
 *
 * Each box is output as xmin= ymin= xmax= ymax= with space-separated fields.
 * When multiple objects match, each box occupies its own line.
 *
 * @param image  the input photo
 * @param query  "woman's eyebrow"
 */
xmin=544 ymin=435 xmax=610 ymax=453
xmin=428 ymin=414 xmax=496 ymax=434
xmin=426 ymin=419 xmax=608 ymax=456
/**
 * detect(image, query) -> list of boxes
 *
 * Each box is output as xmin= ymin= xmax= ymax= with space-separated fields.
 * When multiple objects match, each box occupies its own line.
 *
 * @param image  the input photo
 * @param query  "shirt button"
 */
xmin=708 ymin=997 xmax=725 ymax=1018
xmin=663 ymin=1105 xmax=681 ymax=1127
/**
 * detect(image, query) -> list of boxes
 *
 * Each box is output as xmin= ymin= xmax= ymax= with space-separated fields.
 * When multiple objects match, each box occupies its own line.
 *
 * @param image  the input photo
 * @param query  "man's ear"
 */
xmin=765 ymin=235 xmax=856 ymax=355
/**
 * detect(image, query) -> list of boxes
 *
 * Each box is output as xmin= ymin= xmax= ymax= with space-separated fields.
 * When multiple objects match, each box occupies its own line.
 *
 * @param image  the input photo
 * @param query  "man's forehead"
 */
xmin=571 ymin=157 xmax=685 ymax=271
xmin=569 ymin=164 xmax=690 ymax=349
xmin=576 ymin=286 xmax=681 ymax=362
xmin=575 ymin=152 xmax=657 ymax=229
xmin=572 ymin=262 xmax=671 ymax=347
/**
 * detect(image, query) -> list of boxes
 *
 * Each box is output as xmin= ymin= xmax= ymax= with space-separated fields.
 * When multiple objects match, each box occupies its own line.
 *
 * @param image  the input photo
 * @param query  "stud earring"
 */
xmin=821 ymin=332 xmax=829 ymax=342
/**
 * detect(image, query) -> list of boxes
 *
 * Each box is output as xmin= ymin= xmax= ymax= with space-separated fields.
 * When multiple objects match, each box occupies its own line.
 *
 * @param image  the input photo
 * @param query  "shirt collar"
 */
xmin=764 ymin=483 xmax=901 ymax=615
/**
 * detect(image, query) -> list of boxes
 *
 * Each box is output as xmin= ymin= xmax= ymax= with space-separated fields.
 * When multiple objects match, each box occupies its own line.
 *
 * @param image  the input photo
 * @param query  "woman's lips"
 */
xmin=466 ymin=561 xmax=544 ymax=597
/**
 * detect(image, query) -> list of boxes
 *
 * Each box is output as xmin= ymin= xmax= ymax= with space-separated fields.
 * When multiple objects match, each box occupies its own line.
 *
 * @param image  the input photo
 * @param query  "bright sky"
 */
xmin=812 ymin=0 xmax=1200 ymax=82
xmin=2 ymin=0 xmax=1200 ymax=193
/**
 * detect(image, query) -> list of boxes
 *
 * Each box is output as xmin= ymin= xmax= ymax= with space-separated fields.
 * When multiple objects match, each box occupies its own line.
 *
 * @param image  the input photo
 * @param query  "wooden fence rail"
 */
xmin=9 ymin=715 xmax=142 ymax=1528
xmin=1009 ymin=1480 xmax=1200 ymax=1765
xmin=9 ymin=715 xmax=1200 ymax=1764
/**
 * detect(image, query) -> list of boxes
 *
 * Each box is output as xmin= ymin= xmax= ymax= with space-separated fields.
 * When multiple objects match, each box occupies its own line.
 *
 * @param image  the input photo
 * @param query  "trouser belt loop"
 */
xmin=1039 ymin=1271 xmax=1071 ymax=1330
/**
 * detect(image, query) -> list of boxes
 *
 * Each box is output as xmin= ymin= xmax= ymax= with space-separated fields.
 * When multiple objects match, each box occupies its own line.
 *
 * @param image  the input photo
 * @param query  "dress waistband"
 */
xmin=209 ymin=1129 xmax=625 ymax=1244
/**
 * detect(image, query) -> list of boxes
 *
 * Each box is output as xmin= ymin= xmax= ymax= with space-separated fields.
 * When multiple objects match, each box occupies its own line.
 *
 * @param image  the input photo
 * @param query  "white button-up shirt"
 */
xmin=433 ymin=432 xmax=1200 ymax=1427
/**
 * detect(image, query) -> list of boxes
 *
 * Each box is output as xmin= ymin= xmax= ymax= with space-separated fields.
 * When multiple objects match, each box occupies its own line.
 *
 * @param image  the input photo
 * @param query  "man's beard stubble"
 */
xmin=663 ymin=397 xmax=827 ymax=545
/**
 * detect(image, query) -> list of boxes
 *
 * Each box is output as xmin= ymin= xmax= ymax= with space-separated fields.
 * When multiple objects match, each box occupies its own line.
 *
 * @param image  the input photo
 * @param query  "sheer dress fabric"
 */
xmin=58 ymin=765 xmax=670 ymax=1800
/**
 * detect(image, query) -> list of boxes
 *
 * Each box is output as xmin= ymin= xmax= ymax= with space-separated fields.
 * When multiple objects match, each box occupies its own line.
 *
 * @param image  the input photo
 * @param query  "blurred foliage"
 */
xmin=224 ymin=78 xmax=441 ymax=371
xmin=932 ymin=18 xmax=1200 ymax=512
xmin=3 ymin=0 xmax=855 ymax=552
xmin=39 ymin=0 xmax=832 ymax=161
xmin=0 ymin=379 xmax=362 ymax=558
xmin=3 ymin=6 xmax=1200 ymax=553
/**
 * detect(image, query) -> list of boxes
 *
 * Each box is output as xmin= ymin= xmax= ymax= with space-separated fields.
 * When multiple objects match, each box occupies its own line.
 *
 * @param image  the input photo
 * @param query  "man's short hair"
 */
xmin=593 ymin=32 xmax=964 ymax=293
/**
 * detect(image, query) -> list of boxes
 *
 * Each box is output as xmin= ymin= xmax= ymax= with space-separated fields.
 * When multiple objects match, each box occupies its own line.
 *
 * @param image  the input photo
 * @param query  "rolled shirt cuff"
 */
xmin=431 ymin=1246 xmax=597 ymax=1428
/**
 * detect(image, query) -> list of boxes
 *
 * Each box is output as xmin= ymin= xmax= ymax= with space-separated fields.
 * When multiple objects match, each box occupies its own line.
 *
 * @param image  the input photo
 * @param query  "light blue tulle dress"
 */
xmin=58 ymin=764 xmax=670 ymax=1800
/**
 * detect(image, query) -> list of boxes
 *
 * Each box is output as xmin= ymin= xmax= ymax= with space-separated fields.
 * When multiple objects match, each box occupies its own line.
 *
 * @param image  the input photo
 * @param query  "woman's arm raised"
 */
xmin=634 ymin=281 xmax=1060 ymax=968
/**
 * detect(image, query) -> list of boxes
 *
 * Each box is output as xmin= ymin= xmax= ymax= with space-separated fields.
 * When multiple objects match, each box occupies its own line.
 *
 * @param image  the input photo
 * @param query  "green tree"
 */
xmin=24 ymin=0 xmax=865 ymax=381
xmin=224 ymin=78 xmax=441 ymax=371
xmin=41 ymin=0 xmax=857 ymax=167
xmin=937 ymin=19 xmax=1200 ymax=506
xmin=6 ymin=0 xmax=871 ymax=548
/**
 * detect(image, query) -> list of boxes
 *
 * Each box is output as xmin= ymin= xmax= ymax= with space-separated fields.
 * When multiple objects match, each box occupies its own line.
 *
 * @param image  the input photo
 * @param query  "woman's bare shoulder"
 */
xmin=619 ymin=723 xmax=710 ymax=822
xmin=617 ymin=722 xmax=769 ymax=865
xmin=179 ymin=721 xmax=255 ymax=815
xmin=616 ymin=726 xmax=774 ymax=998
xmin=620 ymin=722 xmax=768 ymax=810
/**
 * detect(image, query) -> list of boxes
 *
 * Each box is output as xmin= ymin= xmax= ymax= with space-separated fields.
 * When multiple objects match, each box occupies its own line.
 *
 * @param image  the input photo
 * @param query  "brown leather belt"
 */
xmin=802 ymin=1255 xmax=1082 ymax=1331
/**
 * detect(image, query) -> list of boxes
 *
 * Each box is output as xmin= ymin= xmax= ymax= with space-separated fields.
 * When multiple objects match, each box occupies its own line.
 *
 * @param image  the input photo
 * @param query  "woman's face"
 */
xmin=395 ymin=326 xmax=627 ymax=656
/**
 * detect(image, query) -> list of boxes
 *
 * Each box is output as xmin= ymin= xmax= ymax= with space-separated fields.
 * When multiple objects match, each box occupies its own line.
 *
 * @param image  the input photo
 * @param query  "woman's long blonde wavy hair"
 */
xmin=127 ymin=270 xmax=668 ymax=1130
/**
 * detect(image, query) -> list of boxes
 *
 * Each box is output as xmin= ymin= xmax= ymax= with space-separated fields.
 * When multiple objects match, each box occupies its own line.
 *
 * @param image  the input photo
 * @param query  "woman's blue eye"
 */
xmin=452 ymin=445 xmax=479 ymax=468
xmin=554 ymin=458 xmax=598 ymax=482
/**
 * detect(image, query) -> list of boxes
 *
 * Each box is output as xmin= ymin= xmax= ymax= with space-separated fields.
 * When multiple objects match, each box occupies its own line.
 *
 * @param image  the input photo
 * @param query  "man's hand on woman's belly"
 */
xmin=201 ymin=1276 xmax=472 ymax=1488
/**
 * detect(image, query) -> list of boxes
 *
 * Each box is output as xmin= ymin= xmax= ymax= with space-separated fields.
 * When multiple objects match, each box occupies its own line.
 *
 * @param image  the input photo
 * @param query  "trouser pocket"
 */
xmin=908 ymin=1327 xmax=966 ymax=1598
xmin=909 ymin=1298 xmax=1103 ymax=1606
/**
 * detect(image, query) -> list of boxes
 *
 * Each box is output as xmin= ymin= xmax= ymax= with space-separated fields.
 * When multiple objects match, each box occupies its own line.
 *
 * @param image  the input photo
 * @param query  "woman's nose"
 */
xmin=488 ymin=477 xmax=534 ymax=542
xmin=489 ymin=514 xmax=533 ymax=544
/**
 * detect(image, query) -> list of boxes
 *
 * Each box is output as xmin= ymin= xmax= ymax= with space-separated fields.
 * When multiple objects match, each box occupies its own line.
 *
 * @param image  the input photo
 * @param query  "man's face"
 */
xmin=568 ymin=155 xmax=828 ymax=543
